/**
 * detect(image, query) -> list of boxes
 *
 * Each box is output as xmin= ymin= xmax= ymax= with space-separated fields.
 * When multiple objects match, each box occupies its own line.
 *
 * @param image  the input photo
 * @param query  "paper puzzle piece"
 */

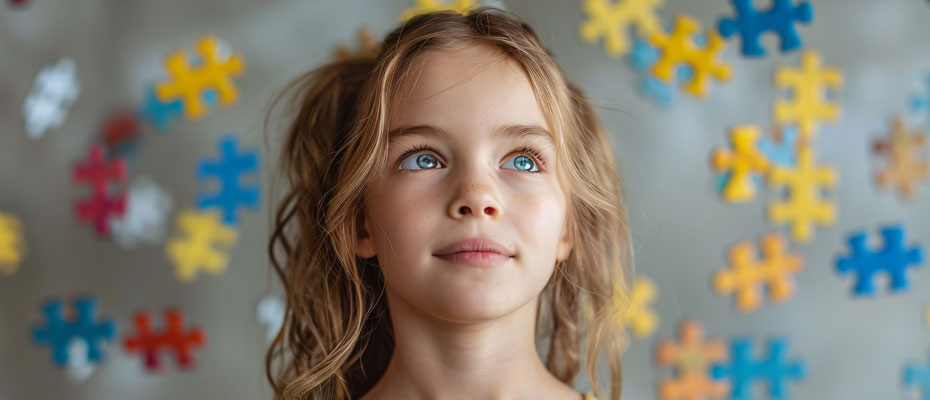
xmin=717 ymin=0 xmax=813 ymax=57
xmin=651 ymin=14 xmax=732 ymax=98
xmin=334 ymin=27 xmax=382 ymax=60
xmin=912 ymin=74 xmax=930 ymax=130
xmin=73 ymin=145 xmax=128 ymax=237
xmin=774 ymin=50 xmax=843 ymax=141
xmin=711 ymin=337 xmax=807 ymax=400
xmin=654 ymin=319 xmax=729 ymax=400
xmin=630 ymin=34 xmax=694 ymax=108
xmin=65 ymin=338 xmax=97 ymax=382
xmin=256 ymin=295 xmax=285 ymax=342
xmin=767 ymin=145 xmax=836 ymax=243
xmin=22 ymin=57 xmax=81 ymax=139
xmin=711 ymin=125 xmax=770 ymax=203
xmin=197 ymin=135 xmax=260 ymax=226
xmin=835 ymin=224 xmax=924 ymax=296
xmin=139 ymin=84 xmax=217 ymax=132
xmin=123 ymin=309 xmax=206 ymax=371
xmin=156 ymin=35 xmax=244 ymax=120
xmin=872 ymin=116 xmax=929 ymax=201
xmin=100 ymin=111 xmax=143 ymax=164
xmin=579 ymin=0 xmax=665 ymax=58
xmin=400 ymin=0 xmax=478 ymax=21
xmin=617 ymin=275 xmax=659 ymax=339
xmin=109 ymin=176 xmax=174 ymax=249
xmin=717 ymin=125 xmax=798 ymax=194
xmin=904 ymin=349 xmax=930 ymax=400
xmin=0 ymin=212 xmax=26 ymax=276
xmin=32 ymin=296 xmax=116 ymax=366
xmin=713 ymin=233 xmax=804 ymax=312
xmin=165 ymin=209 xmax=238 ymax=283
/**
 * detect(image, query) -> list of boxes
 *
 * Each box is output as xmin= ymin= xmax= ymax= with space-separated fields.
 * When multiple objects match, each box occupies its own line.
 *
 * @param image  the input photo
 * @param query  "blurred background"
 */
xmin=2 ymin=0 xmax=930 ymax=399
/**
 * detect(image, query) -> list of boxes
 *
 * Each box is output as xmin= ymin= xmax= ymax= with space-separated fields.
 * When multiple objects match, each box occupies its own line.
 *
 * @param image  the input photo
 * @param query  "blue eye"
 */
xmin=397 ymin=144 xmax=544 ymax=173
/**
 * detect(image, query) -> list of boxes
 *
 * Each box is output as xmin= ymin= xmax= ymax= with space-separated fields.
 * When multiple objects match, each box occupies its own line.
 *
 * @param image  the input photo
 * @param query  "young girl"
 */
xmin=265 ymin=6 xmax=632 ymax=400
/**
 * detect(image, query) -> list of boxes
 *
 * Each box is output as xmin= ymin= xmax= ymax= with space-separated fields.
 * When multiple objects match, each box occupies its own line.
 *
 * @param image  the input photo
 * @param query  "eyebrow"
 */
xmin=387 ymin=124 xmax=555 ymax=145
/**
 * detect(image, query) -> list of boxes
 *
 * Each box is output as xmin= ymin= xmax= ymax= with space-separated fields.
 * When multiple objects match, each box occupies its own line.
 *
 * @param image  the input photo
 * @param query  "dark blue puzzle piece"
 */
xmin=905 ymin=349 xmax=930 ymax=400
xmin=711 ymin=337 xmax=807 ymax=400
xmin=31 ymin=296 xmax=116 ymax=366
xmin=197 ymin=134 xmax=260 ymax=226
xmin=718 ymin=0 xmax=814 ymax=57
xmin=835 ymin=224 xmax=924 ymax=296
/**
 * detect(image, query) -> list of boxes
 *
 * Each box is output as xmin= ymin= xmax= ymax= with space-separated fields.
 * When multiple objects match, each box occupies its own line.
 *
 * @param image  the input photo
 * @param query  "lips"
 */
xmin=433 ymin=237 xmax=514 ymax=257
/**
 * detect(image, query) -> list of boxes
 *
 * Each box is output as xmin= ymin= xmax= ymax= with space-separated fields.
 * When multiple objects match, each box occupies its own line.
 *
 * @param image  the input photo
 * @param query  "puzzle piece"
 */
xmin=109 ymin=176 xmax=174 ymax=249
xmin=767 ymin=145 xmax=836 ymax=243
xmin=774 ymin=50 xmax=843 ymax=141
xmin=139 ymin=85 xmax=217 ymax=132
xmin=334 ymin=27 xmax=382 ymax=60
xmin=256 ymin=295 xmax=285 ymax=342
xmin=400 ymin=0 xmax=478 ymax=21
xmin=835 ymin=224 xmax=924 ymax=296
xmin=716 ymin=125 xmax=798 ymax=194
xmin=713 ymin=233 xmax=804 ymax=312
xmin=579 ymin=0 xmax=665 ymax=58
xmin=73 ymin=145 xmax=128 ymax=237
xmin=651 ymin=14 xmax=732 ymax=98
xmin=630 ymin=34 xmax=694 ymax=108
xmin=904 ymin=349 xmax=930 ymax=400
xmin=123 ymin=309 xmax=206 ymax=371
xmin=156 ymin=35 xmax=244 ymax=120
xmin=712 ymin=125 xmax=770 ymax=203
xmin=872 ymin=116 xmax=929 ymax=201
xmin=617 ymin=275 xmax=659 ymax=339
xmin=100 ymin=111 xmax=143 ymax=163
xmin=0 ymin=212 xmax=26 ymax=276
xmin=717 ymin=0 xmax=813 ymax=57
xmin=654 ymin=319 xmax=729 ymax=400
xmin=165 ymin=209 xmax=238 ymax=283
xmin=912 ymin=75 xmax=930 ymax=130
xmin=32 ymin=296 xmax=116 ymax=366
xmin=22 ymin=57 xmax=81 ymax=139
xmin=711 ymin=337 xmax=806 ymax=400
xmin=197 ymin=135 xmax=260 ymax=226
xmin=65 ymin=338 xmax=98 ymax=382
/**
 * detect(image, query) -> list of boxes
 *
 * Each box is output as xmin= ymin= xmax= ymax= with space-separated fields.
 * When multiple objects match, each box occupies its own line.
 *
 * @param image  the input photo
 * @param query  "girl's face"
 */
xmin=357 ymin=43 xmax=572 ymax=323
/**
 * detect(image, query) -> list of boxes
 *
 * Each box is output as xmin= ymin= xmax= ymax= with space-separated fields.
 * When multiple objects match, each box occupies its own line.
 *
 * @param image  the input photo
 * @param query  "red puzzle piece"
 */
xmin=102 ymin=112 xmax=140 ymax=150
xmin=72 ymin=145 xmax=128 ymax=236
xmin=123 ymin=309 xmax=206 ymax=371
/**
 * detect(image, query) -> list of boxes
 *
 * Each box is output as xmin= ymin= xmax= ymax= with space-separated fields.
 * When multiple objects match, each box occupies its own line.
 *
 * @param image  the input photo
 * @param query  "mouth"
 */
xmin=434 ymin=251 xmax=513 ymax=268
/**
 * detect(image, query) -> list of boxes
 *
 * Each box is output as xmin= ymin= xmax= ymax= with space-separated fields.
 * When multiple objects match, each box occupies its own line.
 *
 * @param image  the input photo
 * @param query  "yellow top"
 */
xmin=583 ymin=394 xmax=596 ymax=400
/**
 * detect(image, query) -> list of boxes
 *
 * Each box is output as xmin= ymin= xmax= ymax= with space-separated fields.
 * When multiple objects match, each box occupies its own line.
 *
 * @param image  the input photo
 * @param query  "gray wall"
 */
xmin=2 ymin=0 xmax=929 ymax=399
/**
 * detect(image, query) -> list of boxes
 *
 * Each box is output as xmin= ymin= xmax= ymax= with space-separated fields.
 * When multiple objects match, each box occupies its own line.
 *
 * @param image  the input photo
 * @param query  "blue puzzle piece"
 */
xmin=911 ymin=75 xmax=930 ymax=130
xmin=138 ymin=84 xmax=217 ymax=132
xmin=836 ymin=224 xmax=924 ymax=296
xmin=629 ymin=35 xmax=694 ymax=109
xmin=197 ymin=134 xmax=260 ymax=226
xmin=31 ymin=296 xmax=116 ymax=366
xmin=718 ymin=0 xmax=814 ymax=57
xmin=905 ymin=349 xmax=930 ymax=400
xmin=715 ymin=127 xmax=798 ymax=193
xmin=711 ymin=337 xmax=807 ymax=400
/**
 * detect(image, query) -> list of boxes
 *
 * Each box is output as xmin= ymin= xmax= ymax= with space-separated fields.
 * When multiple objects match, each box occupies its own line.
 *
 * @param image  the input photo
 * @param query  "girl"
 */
xmin=265 ymin=6 xmax=633 ymax=400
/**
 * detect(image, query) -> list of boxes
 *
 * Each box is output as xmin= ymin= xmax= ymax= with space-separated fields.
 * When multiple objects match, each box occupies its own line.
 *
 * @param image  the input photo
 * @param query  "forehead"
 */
xmin=388 ymin=43 xmax=553 ymax=144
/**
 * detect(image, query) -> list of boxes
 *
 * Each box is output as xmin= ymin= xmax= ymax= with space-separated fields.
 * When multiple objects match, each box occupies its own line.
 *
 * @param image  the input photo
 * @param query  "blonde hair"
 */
xmin=265 ymin=6 xmax=632 ymax=400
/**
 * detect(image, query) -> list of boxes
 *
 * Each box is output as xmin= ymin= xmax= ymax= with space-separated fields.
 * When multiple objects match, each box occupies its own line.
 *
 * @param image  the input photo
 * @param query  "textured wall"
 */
xmin=1 ymin=0 xmax=929 ymax=399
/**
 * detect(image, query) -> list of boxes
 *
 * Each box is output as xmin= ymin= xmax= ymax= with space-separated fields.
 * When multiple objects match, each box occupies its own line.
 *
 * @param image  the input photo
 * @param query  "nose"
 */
xmin=448 ymin=173 xmax=501 ymax=220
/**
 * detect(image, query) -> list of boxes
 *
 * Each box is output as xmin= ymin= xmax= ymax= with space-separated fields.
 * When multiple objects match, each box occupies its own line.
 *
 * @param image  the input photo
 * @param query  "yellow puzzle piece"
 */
xmin=767 ymin=145 xmax=837 ymax=243
xmin=654 ymin=319 xmax=729 ymax=400
xmin=873 ymin=116 xmax=929 ymax=201
xmin=334 ymin=27 xmax=382 ymax=61
xmin=156 ymin=35 xmax=245 ymax=120
xmin=774 ymin=50 xmax=843 ymax=141
xmin=400 ymin=0 xmax=478 ymax=21
xmin=615 ymin=275 xmax=659 ymax=339
xmin=712 ymin=125 xmax=770 ymax=203
xmin=578 ymin=0 xmax=665 ymax=58
xmin=713 ymin=233 xmax=804 ymax=312
xmin=651 ymin=14 xmax=731 ymax=98
xmin=165 ymin=209 xmax=238 ymax=283
xmin=0 ymin=212 xmax=25 ymax=276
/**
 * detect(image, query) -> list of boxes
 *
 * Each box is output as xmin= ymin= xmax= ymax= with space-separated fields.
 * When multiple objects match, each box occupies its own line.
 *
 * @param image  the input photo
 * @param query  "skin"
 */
xmin=354 ymin=42 xmax=582 ymax=400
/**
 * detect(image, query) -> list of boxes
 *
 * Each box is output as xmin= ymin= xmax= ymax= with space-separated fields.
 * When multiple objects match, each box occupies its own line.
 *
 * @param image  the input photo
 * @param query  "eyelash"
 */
xmin=396 ymin=144 xmax=547 ymax=172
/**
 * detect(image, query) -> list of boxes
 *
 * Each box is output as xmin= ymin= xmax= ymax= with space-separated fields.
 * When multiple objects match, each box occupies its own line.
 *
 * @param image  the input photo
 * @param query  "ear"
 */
xmin=355 ymin=210 xmax=377 ymax=259
xmin=555 ymin=221 xmax=572 ymax=262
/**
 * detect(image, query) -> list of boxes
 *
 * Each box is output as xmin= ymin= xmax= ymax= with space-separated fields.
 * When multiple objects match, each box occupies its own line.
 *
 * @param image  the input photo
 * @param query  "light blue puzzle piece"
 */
xmin=905 ymin=349 xmax=930 ymax=400
xmin=196 ymin=134 xmax=260 ymax=226
xmin=138 ymin=84 xmax=217 ymax=132
xmin=629 ymin=34 xmax=695 ymax=109
xmin=711 ymin=337 xmax=807 ymax=400
xmin=715 ymin=126 xmax=798 ymax=194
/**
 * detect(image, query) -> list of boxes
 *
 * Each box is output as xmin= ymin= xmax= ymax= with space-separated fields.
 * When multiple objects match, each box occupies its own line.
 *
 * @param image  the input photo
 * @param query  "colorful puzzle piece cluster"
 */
xmin=654 ymin=319 xmax=728 ymax=400
xmin=22 ymin=57 xmax=81 ymax=139
xmin=123 ymin=309 xmax=207 ymax=371
xmin=31 ymin=296 xmax=116 ymax=366
xmin=872 ymin=116 xmax=929 ymax=201
xmin=711 ymin=338 xmax=807 ymax=400
xmin=400 ymin=0 xmax=478 ymax=21
xmin=835 ymin=224 xmax=924 ymax=297
xmin=712 ymin=125 xmax=770 ymax=203
xmin=0 ymin=212 xmax=25 ymax=276
xmin=156 ymin=35 xmax=245 ymax=120
xmin=629 ymin=34 xmax=695 ymax=108
xmin=717 ymin=0 xmax=813 ymax=57
xmin=579 ymin=0 xmax=665 ymax=58
xmin=715 ymin=125 xmax=799 ymax=195
xmin=713 ymin=233 xmax=804 ymax=312
xmin=72 ymin=145 xmax=129 ymax=237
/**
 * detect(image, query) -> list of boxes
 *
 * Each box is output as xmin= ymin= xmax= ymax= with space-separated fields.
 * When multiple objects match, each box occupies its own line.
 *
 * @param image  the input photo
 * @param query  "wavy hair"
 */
xmin=264 ymin=6 xmax=633 ymax=400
